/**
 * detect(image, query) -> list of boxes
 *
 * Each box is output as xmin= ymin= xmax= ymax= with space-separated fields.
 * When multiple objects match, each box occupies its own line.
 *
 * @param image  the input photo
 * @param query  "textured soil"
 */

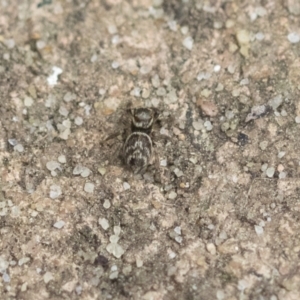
xmin=1 ymin=0 xmax=300 ymax=299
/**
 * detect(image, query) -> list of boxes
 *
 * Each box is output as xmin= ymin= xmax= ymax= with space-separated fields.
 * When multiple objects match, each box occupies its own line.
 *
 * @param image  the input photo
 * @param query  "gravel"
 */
xmin=266 ymin=167 xmax=275 ymax=178
xmin=99 ymin=218 xmax=110 ymax=230
xmin=84 ymin=183 xmax=95 ymax=193
xmin=24 ymin=96 xmax=34 ymax=107
xmin=288 ymin=32 xmax=300 ymax=43
xmin=254 ymin=225 xmax=264 ymax=235
xmin=58 ymin=155 xmax=66 ymax=163
xmin=53 ymin=220 xmax=65 ymax=229
xmin=182 ymin=36 xmax=194 ymax=50
xmin=14 ymin=144 xmax=24 ymax=152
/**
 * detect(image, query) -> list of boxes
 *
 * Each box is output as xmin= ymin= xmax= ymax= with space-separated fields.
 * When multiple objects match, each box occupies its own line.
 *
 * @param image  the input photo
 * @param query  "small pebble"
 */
xmin=98 ymin=167 xmax=106 ymax=176
xmin=80 ymin=167 xmax=91 ymax=178
xmin=46 ymin=161 xmax=61 ymax=171
xmin=168 ymin=250 xmax=176 ymax=259
xmin=269 ymin=95 xmax=283 ymax=110
xmin=192 ymin=120 xmax=204 ymax=131
xmin=103 ymin=199 xmax=111 ymax=209
xmin=110 ymin=235 xmax=120 ymax=243
xmin=99 ymin=218 xmax=109 ymax=230
xmin=232 ymin=89 xmax=240 ymax=97
xmin=14 ymin=144 xmax=24 ymax=152
xmin=260 ymin=141 xmax=269 ymax=151
xmin=240 ymin=78 xmax=249 ymax=85
xmin=84 ymin=183 xmax=94 ymax=193
xmin=255 ymin=6 xmax=267 ymax=17
xmin=182 ymin=36 xmax=194 ymax=50
xmin=112 ymin=61 xmax=119 ymax=69
xmin=255 ymin=32 xmax=265 ymax=41
xmin=47 ymin=66 xmax=63 ymax=86
xmin=201 ymin=89 xmax=212 ymax=98
xmin=206 ymin=243 xmax=217 ymax=255
xmin=90 ymin=54 xmax=98 ymax=63
xmin=43 ymin=272 xmax=54 ymax=284
xmin=254 ymin=225 xmax=264 ymax=235
xmin=261 ymin=163 xmax=268 ymax=172
xmin=156 ymin=87 xmax=166 ymax=96
xmin=99 ymin=88 xmax=106 ymax=95
xmin=236 ymin=29 xmax=250 ymax=45
xmin=136 ymin=258 xmax=143 ymax=268
xmin=197 ymin=72 xmax=211 ymax=81
xmin=168 ymin=191 xmax=177 ymax=200
xmin=24 ymin=96 xmax=34 ymax=107
xmin=215 ymin=83 xmax=224 ymax=91
xmin=151 ymin=74 xmax=160 ymax=88
xmin=111 ymin=35 xmax=120 ymax=44
xmin=107 ymin=24 xmax=118 ymax=34
xmin=36 ymin=40 xmax=46 ymax=49
xmin=278 ymin=151 xmax=285 ymax=158
xmin=213 ymin=65 xmax=221 ymax=73
xmin=53 ymin=220 xmax=65 ymax=229
xmin=58 ymin=155 xmax=66 ymax=164
xmin=175 ymin=236 xmax=183 ymax=244
xmin=238 ymin=279 xmax=249 ymax=291
xmin=140 ymin=65 xmax=152 ymax=75
xmin=197 ymin=100 xmax=219 ymax=116
xmin=18 ymin=257 xmax=30 ymax=266
xmin=277 ymin=164 xmax=284 ymax=172
xmin=180 ymin=26 xmax=189 ymax=35
xmin=123 ymin=182 xmax=130 ymax=190
xmin=109 ymin=271 xmax=119 ymax=279
xmin=59 ymin=106 xmax=69 ymax=117
xmin=174 ymin=226 xmax=181 ymax=235
xmin=168 ymin=20 xmax=177 ymax=31
xmin=2 ymin=273 xmax=10 ymax=283
xmin=73 ymin=164 xmax=84 ymax=175
xmin=266 ymin=167 xmax=275 ymax=178
xmin=204 ymin=120 xmax=213 ymax=131
xmin=295 ymin=116 xmax=300 ymax=123
xmin=288 ymin=32 xmax=300 ymax=44
xmin=173 ymin=168 xmax=184 ymax=177
xmin=51 ymin=170 xmax=57 ymax=177
xmin=75 ymin=286 xmax=82 ymax=295
xmin=216 ymin=290 xmax=225 ymax=300
xmin=5 ymin=38 xmax=15 ymax=49
xmin=227 ymin=65 xmax=236 ymax=74
xmin=208 ymin=224 xmax=215 ymax=230
xmin=160 ymin=159 xmax=167 ymax=167
xmin=114 ymin=226 xmax=121 ymax=236
xmin=50 ymin=184 xmax=62 ymax=199
xmin=189 ymin=157 xmax=197 ymax=164
xmin=225 ymin=110 xmax=234 ymax=120
xmin=63 ymin=92 xmax=76 ymax=102
xmin=279 ymin=172 xmax=286 ymax=179
xmin=8 ymin=139 xmax=18 ymax=146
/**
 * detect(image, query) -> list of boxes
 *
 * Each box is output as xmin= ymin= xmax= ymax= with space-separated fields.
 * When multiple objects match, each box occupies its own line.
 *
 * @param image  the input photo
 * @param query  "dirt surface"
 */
xmin=1 ymin=0 xmax=300 ymax=299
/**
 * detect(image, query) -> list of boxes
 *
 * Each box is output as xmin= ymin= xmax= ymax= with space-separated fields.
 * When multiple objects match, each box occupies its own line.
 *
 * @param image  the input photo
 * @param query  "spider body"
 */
xmin=123 ymin=108 xmax=157 ymax=174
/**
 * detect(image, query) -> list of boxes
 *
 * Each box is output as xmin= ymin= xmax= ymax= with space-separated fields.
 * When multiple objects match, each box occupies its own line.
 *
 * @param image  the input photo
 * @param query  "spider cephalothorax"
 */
xmin=130 ymin=108 xmax=156 ymax=133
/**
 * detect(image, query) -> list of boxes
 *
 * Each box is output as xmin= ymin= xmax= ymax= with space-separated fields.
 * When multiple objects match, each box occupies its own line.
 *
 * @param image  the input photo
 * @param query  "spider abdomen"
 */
xmin=123 ymin=132 xmax=153 ymax=174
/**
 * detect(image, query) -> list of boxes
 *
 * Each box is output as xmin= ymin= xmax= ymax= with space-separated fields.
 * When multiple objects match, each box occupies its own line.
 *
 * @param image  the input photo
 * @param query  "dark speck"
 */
xmin=94 ymin=254 xmax=109 ymax=269
xmin=238 ymin=133 xmax=249 ymax=146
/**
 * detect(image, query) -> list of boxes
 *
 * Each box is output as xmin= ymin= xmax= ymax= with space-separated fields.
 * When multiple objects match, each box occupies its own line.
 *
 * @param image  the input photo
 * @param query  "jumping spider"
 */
xmin=123 ymin=107 xmax=159 ymax=174
xmin=104 ymin=105 xmax=170 ymax=175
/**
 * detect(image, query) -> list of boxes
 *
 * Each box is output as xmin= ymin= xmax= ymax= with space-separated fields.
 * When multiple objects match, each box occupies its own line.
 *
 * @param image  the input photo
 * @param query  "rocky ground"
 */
xmin=1 ymin=0 xmax=300 ymax=299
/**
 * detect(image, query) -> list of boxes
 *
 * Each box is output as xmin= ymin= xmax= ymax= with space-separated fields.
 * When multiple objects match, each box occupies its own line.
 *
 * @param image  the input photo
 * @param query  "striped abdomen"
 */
xmin=123 ymin=132 xmax=152 ymax=174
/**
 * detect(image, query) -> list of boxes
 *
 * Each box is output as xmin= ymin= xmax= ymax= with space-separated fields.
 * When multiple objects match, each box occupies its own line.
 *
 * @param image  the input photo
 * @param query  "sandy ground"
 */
xmin=1 ymin=0 xmax=300 ymax=299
